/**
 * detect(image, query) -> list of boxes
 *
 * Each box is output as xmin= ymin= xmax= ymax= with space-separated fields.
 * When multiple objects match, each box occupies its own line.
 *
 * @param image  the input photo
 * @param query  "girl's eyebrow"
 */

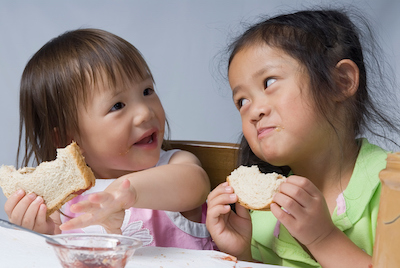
xmin=231 ymin=64 xmax=278 ymax=97
xmin=100 ymin=88 xmax=124 ymax=101
xmin=232 ymin=86 xmax=244 ymax=99
xmin=106 ymin=77 xmax=153 ymax=99
xmin=253 ymin=63 xmax=280 ymax=78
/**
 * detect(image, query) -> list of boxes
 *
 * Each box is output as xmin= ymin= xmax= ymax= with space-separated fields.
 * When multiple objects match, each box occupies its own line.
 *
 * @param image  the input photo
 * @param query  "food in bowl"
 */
xmin=46 ymin=234 xmax=142 ymax=268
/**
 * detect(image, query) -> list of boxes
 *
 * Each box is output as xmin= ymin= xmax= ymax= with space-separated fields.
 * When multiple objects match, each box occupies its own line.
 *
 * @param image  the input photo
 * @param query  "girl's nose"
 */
xmin=249 ymin=99 xmax=271 ymax=123
xmin=133 ymin=103 xmax=153 ymax=126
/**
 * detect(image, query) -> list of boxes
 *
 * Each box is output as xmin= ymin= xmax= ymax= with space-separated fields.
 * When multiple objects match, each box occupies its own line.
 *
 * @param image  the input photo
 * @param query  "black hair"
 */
xmin=227 ymin=8 xmax=400 ymax=174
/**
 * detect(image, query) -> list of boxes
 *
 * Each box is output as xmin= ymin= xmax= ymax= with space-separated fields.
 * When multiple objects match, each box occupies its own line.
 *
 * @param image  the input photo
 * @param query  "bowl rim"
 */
xmin=45 ymin=233 xmax=143 ymax=251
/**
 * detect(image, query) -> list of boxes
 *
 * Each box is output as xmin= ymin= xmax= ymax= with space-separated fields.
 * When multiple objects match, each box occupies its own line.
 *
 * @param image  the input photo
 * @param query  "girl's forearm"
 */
xmin=307 ymin=227 xmax=372 ymax=268
xmin=124 ymin=163 xmax=210 ymax=211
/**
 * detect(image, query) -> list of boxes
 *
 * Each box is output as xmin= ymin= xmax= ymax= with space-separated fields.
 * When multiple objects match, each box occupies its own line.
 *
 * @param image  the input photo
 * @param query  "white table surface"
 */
xmin=0 ymin=226 xmax=283 ymax=268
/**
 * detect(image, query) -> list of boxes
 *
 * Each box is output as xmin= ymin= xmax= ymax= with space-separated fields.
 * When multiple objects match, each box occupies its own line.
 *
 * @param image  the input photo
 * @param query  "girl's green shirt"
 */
xmin=251 ymin=139 xmax=387 ymax=267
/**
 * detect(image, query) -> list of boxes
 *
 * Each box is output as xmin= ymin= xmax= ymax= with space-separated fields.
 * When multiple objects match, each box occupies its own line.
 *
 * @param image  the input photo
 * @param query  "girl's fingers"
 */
xmin=21 ymin=195 xmax=44 ymax=229
xmin=70 ymin=192 xmax=115 ymax=213
xmin=285 ymin=176 xmax=319 ymax=197
xmin=63 ymin=179 xmax=133 ymax=232
xmin=60 ymin=212 xmax=94 ymax=231
xmin=273 ymin=190 xmax=306 ymax=221
xmin=69 ymin=199 xmax=101 ymax=213
xmin=207 ymin=183 xmax=235 ymax=205
xmin=206 ymin=201 xmax=232 ymax=228
xmin=206 ymin=186 xmax=237 ymax=228
xmin=32 ymin=204 xmax=49 ymax=233
xmin=207 ymin=200 xmax=232 ymax=219
xmin=234 ymin=203 xmax=251 ymax=220
xmin=278 ymin=181 xmax=313 ymax=208
xmin=35 ymin=204 xmax=48 ymax=226
xmin=207 ymin=182 xmax=230 ymax=199
xmin=208 ymin=192 xmax=237 ymax=212
xmin=207 ymin=185 xmax=234 ymax=216
xmin=270 ymin=202 xmax=295 ymax=226
xmin=120 ymin=178 xmax=131 ymax=189
xmin=9 ymin=192 xmax=37 ymax=225
xmin=87 ymin=192 xmax=109 ymax=204
xmin=4 ymin=189 xmax=26 ymax=217
xmin=88 ymin=188 xmax=126 ymax=205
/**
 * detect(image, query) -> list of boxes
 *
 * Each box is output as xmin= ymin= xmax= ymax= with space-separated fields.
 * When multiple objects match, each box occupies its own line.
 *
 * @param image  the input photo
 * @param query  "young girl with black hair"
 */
xmin=206 ymin=8 xmax=400 ymax=267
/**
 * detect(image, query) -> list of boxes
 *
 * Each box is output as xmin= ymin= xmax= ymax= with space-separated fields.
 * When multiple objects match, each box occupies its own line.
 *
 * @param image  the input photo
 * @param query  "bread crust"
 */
xmin=44 ymin=142 xmax=96 ymax=217
xmin=67 ymin=142 xmax=96 ymax=191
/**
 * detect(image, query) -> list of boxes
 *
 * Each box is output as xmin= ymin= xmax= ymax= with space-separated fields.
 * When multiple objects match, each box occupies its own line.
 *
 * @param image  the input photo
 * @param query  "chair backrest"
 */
xmin=168 ymin=140 xmax=240 ymax=190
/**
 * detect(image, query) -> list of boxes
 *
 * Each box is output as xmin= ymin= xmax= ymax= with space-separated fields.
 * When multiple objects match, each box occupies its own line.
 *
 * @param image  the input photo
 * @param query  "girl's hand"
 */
xmin=271 ymin=175 xmax=335 ymax=247
xmin=206 ymin=182 xmax=253 ymax=261
xmin=4 ymin=189 xmax=55 ymax=234
xmin=60 ymin=178 xmax=135 ymax=234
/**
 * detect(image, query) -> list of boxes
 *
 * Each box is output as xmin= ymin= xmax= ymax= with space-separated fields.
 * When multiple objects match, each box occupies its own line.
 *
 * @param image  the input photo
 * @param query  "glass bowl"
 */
xmin=46 ymin=234 xmax=142 ymax=268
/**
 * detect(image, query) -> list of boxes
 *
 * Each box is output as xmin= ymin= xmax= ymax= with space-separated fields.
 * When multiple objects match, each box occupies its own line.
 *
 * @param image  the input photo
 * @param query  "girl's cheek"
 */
xmin=242 ymin=125 xmax=254 ymax=141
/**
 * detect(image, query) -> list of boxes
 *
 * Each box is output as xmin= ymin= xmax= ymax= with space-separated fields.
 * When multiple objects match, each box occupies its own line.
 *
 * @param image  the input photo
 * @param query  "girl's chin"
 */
xmin=256 ymin=151 xmax=285 ymax=166
xmin=130 ymin=154 xmax=160 ymax=170
xmin=98 ymin=156 xmax=161 ymax=177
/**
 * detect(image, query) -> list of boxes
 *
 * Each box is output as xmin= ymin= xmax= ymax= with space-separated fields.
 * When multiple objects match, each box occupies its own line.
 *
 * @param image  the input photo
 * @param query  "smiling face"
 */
xmin=229 ymin=44 xmax=333 ymax=169
xmin=73 ymin=75 xmax=165 ymax=179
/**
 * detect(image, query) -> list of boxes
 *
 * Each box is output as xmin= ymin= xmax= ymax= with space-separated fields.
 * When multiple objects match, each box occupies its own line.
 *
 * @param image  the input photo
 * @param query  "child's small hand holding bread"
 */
xmin=206 ymin=165 xmax=285 ymax=261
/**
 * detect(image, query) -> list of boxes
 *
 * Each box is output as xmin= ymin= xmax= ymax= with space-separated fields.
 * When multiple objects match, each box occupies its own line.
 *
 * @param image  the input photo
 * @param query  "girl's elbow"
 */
xmin=198 ymin=166 xmax=211 ymax=194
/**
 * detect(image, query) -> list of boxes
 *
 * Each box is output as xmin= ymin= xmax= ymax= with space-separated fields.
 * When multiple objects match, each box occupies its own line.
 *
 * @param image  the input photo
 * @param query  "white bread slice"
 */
xmin=227 ymin=165 xmax=285 ymax=210
xmin=0 ymin=142 xmax=96 ymax=217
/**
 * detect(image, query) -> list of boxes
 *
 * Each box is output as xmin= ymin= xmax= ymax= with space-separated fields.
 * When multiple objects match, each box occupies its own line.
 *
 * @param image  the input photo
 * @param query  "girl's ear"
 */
xmin=334 ymin=59 xmax=360 ymax=101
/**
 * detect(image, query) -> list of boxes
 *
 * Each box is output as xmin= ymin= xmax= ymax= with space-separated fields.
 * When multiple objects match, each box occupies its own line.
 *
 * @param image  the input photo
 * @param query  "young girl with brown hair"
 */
xmin=5 ymin=28 xmax=213 ymax=250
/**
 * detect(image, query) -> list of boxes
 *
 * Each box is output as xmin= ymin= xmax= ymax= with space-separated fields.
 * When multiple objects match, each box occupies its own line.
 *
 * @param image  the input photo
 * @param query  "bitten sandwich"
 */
xmin=0 ymin=142 xmax=96 ymax=217
xmin=227 ymin=165 xmax=285 ymax=210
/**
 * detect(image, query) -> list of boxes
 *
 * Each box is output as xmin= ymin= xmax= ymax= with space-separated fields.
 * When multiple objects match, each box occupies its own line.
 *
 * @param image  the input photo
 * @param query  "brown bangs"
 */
xmin=73 ymin=29 xmax=154 ymax=105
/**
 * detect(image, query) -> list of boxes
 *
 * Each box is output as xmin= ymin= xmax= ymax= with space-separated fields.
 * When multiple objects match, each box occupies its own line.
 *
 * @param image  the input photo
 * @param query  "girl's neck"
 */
xmin=291 ymin=139 xmax=360 ymax=199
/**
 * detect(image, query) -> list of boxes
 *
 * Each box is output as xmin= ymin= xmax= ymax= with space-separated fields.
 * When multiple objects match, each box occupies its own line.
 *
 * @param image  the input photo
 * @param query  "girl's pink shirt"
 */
xmin=60 ymin=149 xmax=215 ymax=250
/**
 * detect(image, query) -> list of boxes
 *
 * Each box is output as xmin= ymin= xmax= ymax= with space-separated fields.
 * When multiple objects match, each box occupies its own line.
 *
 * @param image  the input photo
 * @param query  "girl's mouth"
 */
xmin=120 ymin=132 xmax=158 ymax=155
xmin=257 ymin=125 xmax=284 ymax=139
xmin=135 ymin=132 xmax=156 ymax=145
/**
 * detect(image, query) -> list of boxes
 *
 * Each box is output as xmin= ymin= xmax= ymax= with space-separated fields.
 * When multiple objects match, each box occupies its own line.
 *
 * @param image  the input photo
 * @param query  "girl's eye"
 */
xmin=265 ymin=78 xmax=277 ymax=88
xmin=237 ymin=98 xmax=250 ymax=109
xmin=110 ymin=102 xmax=125 ymax=111
xmin=143 ymin=88 xmax=154 ymax=96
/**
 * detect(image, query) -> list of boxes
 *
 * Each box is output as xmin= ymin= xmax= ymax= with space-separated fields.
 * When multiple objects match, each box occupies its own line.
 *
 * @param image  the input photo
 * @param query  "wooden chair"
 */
xmin=169 ymin=140 xmax=240 ymax=190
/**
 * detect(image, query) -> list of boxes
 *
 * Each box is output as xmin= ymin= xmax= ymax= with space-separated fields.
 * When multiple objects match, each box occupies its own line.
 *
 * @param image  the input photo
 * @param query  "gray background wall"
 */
xmin=1 ymin=0 xmax=399 ymax=219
